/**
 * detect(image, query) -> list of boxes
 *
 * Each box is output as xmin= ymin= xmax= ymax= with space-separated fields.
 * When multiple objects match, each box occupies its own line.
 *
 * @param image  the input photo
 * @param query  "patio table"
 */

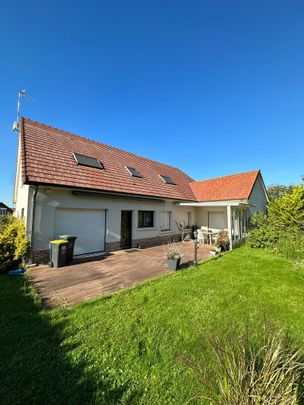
xmin=200 ymin=231 xmax=218 ymax=245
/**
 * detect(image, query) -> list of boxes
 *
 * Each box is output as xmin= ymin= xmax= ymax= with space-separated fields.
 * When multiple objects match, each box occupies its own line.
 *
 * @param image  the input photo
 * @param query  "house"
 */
xmin=14 ymin=118 xmax=268 ymax=263
xmin=0 ymin=202 xmax=13 ymax=216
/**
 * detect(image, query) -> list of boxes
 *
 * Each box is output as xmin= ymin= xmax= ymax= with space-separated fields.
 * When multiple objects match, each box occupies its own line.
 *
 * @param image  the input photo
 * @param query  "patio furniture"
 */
xmin=198 ymin=229 xmax=215 ymax=245
xmin=211 ymin=232 xmax=219 ymax=244
xmin=197 ymin=229 xmax=206 ymax=244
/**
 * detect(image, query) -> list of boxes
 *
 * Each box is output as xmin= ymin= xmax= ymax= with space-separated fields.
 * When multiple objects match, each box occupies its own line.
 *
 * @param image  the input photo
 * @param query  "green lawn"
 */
xmin=1 ymin=247 xmax=304 ymax=404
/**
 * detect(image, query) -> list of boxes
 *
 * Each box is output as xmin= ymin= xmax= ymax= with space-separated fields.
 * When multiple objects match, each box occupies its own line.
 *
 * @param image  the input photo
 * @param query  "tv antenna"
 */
xmin=13 ymin=90 xmax=35 ymax=132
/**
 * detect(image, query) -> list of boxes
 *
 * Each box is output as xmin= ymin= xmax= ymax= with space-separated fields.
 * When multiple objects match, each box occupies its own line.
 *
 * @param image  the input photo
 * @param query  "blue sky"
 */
xmin=1 ymin=0 xmax=304 ymax=206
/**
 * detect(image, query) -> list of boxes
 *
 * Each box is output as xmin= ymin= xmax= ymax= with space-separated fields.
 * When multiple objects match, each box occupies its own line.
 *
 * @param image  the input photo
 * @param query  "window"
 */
xmin=187 ymin=212 xmax=192 ymax=228
xmin=161 ymin=211 xmax=171 ymax=231
xmin=21 ymin=208 xmax=24 ymax=218
xmin=138 ymin=211 xmax=154 ymax=228
xmin=125 ymin=166 xmax=143 ymax=178
xmin=159 ymin=175 xmax=176 ymax=185
xmin=73 ymin=153 xmax=104 ymax=169
xmin=0 ymin=208 xmax=5 ymax=216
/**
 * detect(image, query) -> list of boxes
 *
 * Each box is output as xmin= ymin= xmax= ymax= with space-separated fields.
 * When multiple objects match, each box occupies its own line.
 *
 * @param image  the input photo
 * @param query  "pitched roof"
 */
xmin=190 ymin=170 xmax=261 ymax=202
xmin=20 ymin=118 xmax=197 ymax=201
xmin=0 ymin=202 xmax=12 ymax=211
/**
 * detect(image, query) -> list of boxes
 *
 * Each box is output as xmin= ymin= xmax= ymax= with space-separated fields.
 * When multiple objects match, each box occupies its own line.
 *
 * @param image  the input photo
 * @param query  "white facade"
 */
xmin=23 ymin=186 xmax=195 ymax=254
xmin=24 ymin=176 xmax=266 ymax=255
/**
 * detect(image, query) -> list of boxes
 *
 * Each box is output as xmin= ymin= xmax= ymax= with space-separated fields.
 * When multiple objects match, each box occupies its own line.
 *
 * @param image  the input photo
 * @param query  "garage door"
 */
xmin=54 ymin=209 xmax=106 ymax=256
xmin=208 ymin=211 xmax=225 ymax=230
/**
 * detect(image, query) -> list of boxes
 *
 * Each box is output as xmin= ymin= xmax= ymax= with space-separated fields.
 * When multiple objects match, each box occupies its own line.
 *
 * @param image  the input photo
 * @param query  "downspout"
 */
xmin=30 ymin=185 xmax=38 ymax=264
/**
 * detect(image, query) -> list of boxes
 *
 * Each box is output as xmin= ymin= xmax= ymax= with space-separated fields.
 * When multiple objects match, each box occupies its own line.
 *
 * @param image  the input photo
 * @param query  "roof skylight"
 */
xmin=159 ymin=175 xmax=176 ymax=185
xmin=125 ymin=166 xmax=143 ymax=178
xmin=73 ymin=153 xmax=104 ymax=169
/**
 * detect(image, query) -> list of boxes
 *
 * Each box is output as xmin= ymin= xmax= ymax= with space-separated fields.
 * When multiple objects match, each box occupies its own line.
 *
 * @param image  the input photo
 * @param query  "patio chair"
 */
xmin=211 ymin=232 xmax=219 ymax=244
xmin=197 ymin=229 xmax=207 ymax=244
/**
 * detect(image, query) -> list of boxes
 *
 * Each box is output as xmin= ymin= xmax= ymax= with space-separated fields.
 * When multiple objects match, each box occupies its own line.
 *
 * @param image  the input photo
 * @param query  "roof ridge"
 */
xmin=190 ymin=169 xmax=260 ymax=185
xmin=22 ymin=117 xmax=190 ymax=176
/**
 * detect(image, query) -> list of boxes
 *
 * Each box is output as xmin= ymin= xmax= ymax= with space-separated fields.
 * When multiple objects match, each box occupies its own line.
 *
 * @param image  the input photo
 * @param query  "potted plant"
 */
xmin=209 ymin=248 xmax=219 ymax=256
xmin=166 ymin=243 xmax=182 ymax=271
xmin=215 ymin=230 xmax=230 ymax=252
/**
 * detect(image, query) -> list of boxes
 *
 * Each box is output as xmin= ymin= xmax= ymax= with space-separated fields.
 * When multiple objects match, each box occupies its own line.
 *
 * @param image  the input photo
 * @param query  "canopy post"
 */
xmin=227 ymin=205 xmax=233 ymax=250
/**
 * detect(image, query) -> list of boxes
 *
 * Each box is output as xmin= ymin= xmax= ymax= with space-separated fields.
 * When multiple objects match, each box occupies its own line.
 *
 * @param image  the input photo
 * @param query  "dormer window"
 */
xmin=73 ymin=153 xmax=104 ymax=169
xmin=159 ymin=174 xmax=176 ymax=185
xmin=125 ymin=166 xmax=143 ymax=178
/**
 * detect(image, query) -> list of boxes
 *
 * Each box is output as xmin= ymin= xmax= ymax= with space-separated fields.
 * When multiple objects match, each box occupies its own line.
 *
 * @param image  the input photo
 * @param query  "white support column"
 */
xmin=227 ymin=205 xmax=233 ymax=250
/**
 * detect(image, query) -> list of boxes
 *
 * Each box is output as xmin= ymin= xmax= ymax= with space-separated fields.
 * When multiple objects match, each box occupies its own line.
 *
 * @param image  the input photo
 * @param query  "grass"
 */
xmin=185 ymin=330 xmax=304 ymax=404
xmin=1 ymin=247 xmax=304 ymax=404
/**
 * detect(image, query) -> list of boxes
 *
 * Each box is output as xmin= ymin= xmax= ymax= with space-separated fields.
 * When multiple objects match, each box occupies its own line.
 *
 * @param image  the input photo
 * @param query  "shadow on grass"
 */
xmin=0 ymin=275 xmax=129 ymax=404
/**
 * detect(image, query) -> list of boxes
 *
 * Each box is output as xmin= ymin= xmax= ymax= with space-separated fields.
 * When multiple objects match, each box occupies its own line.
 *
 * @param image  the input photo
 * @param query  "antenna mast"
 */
xmin=13 ymin=90 xmax=34 ymax=132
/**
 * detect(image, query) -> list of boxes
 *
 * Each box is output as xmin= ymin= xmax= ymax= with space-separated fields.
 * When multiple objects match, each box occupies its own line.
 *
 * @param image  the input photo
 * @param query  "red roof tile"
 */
xmin=190 ymin=170 xmax=261 ymax=202
xmin=21 ymin=118 xmax=197 ymax=201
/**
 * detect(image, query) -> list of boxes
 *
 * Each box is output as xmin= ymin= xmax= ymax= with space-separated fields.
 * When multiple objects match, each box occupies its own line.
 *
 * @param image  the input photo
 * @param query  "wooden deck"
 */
xmin=29 ymin=242 xmax=212 ymax=308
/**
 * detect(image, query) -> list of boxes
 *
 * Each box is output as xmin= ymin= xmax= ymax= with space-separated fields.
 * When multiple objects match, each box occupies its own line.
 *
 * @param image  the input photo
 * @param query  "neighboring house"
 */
xmin=0 ymin=202 xmax=13 ymax=216
xmin=14 ymin=118 xmax=268 ymax=263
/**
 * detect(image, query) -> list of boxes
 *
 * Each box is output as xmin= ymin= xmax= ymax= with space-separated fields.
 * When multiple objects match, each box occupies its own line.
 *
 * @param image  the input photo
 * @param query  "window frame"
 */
xmin=138 ymin=210 xmax=154 ymax=228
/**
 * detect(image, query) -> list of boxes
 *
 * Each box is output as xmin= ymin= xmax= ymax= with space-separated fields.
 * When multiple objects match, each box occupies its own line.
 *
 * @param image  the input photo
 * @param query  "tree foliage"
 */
xmin=0 ymin=215 xmax=15 ymax=233
xmin=267 ymin=184 xmax=294 ymax=201
xmin=268 ymin=185 xmax=304 ymax=229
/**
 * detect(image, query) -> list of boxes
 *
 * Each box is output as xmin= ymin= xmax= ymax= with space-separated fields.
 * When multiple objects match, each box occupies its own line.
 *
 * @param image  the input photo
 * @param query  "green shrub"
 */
xmin=248 ymin=186 xmax=304 ymax=255
xmin=0 ymin=215 xmax=15 ymax=233
xmin=0 ymin=217 xmax=29 ymax=272
xmin=274 ymin=228 xmax=304 ymax=261
xmin=247 ymin=212 xmax=279 ymax=248
xmin=185 ymin=329 xmax=304 ymax=404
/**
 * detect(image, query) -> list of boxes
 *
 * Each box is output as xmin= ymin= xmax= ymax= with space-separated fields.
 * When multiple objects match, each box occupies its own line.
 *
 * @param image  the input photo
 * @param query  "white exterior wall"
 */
xmin=248 ymin=175 xmax=268 ymax=214
xmin=13 ymin=138 xmax=31 ymax=232
xmin=31 ymin=187 xmax=196 ymax=252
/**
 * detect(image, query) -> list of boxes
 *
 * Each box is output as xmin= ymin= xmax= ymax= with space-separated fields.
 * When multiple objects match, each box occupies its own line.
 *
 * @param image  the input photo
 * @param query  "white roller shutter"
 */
xmin=161 ymin=211 xmax=171 ymax=231
xmin=208 ymin=212 xmax=225 ymax=230
xmin=54 ymin=209 xmax=106 ymax=255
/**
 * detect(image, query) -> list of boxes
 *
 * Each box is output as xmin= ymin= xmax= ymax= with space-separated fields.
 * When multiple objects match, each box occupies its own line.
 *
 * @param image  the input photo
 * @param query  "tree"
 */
xmin=267 ymin=184 xmax=294 ymax=201
xmin=175 ymin=220 xmax=186 ymax=242
xmin=268 ymin=184 xmax=304 ymax=229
